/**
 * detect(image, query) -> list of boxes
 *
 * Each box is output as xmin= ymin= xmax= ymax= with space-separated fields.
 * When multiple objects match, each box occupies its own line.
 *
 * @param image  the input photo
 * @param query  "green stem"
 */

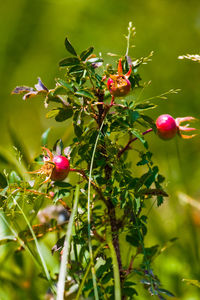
xmin=107 ymin=232 xmax=121 ymax=300
xmin=56 ymin=185 xmax=80 ymax=300
xmin=87 ymin=121 xmax=105 ymax=300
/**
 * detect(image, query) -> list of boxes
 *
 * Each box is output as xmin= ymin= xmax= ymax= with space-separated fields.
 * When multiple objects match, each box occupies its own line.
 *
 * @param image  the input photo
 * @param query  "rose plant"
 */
xmin=0 ymin=22 xmax=197 ymax=299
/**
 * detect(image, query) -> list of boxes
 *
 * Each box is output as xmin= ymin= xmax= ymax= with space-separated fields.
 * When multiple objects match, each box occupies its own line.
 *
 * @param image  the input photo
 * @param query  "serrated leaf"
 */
xmin=75 ymin=90 xmax=94 ymax=99
xmin=41 ymin=128 xmax=51 ymax=146
xmin=64 ymin=37 xmax=77 ymax=56
xmin=59 ymin=57 xmax=80 ymax=67
xmin=80 ymin=46 xmax=94 ymax=61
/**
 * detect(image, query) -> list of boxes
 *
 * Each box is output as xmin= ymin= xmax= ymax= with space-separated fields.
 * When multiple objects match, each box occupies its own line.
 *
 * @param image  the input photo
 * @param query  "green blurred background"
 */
xmin=1 ymin=0 xmax=200 ymax=299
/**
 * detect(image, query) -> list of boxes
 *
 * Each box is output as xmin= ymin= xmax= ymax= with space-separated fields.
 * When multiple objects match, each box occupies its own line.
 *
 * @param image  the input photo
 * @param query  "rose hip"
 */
xmin=51 ymin=155 xmax=70 ymax=181
xmin=156 ymin=114 xmax=177 ymax=140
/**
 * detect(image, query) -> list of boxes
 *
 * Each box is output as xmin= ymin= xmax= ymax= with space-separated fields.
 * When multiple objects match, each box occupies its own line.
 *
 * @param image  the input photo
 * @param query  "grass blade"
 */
xmin=107 ymin=233 xmax=121 ymax=300
xmin=56 ymin=185 xmax=80 ymax=300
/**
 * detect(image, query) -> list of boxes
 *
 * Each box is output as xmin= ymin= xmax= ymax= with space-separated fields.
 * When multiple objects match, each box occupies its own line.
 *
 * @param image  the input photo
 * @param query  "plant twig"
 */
xmin=117 ymin=128 xmax=153 ymax=158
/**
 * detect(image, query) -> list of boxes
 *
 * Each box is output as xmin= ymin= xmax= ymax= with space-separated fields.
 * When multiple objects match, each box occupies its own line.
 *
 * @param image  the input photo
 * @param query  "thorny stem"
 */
xmin=117 ymin=128 xmax=153 ymax=158
xmin=93 ymin=91 xmax=124 ymax=287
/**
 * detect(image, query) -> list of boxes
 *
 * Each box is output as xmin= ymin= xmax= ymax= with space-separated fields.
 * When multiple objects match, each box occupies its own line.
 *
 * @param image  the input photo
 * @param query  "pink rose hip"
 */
xmin=51 ymin=155 xmax=70 ymax=181
xmin=156 ymin=114 xmax=177 ymax=140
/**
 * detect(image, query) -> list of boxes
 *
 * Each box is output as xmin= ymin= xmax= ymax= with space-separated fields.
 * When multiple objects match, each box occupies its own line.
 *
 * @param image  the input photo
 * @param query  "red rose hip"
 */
xmin=156 ymin=114 xmax=177 ymax=140
xmin=51 ymin=155 xmax=70 ymax=181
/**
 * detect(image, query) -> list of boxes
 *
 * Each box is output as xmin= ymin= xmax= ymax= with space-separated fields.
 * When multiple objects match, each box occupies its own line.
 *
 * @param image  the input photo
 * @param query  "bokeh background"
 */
xmin=1 ymin=0 xmax=200 ymax=299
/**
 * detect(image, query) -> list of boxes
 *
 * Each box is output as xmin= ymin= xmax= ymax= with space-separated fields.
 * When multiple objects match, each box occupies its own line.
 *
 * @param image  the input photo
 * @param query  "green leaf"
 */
xmin=46 ymin=109 xmax=60 ymax=119
xmin=140 ymin=114 xmax=156 ymax=130
xmin=135 ymin=197 xmax=141 ymax=213
xmin=53 ymin=139 xmax=64 ymax=155
xmin=75 ymin=90 xmax=94 ymax=99
xmin=54 ymin=189 xmax=71 ymax=202
xmin=80 ymin=47 xmax=94 ymax=61
xmin=41 ymin=128 xmax=51 ymax=146
xmin=129 ymin=111 xmax=140 ymax=123
xmin=135 ymin=102 xmax=157 ymax=110
xmin=74 ymin=125 xmax=83 ymax=137
xmin=101 ymin=271 xmax=113 ymax=284
xmin=59 ymin=57 xmax=80 ymax=67
xmin=9 ymin=171 xmax=21 ymax=184
xmin=68 ymin=65 xmax=84 ymax=74
xmin=56 ymin=79 xmax=74 ymax=92
xmin=53 ymin=86 xmax=69 ymax=96
xmin=157 ymin=288 xmax=175 ymax=297
xmin=96 ymin=258 xmax=112 ymax=278
xmin=55 ymin=107 xmax=73 ymax=122
xmin=131 ymin=129 xmax=148 ymax=149
xmin=64 ymin=37 xmax=77 ymax=56
xmin=54 ymin=182 xmax=72 ymax=188
xmin=45 ymin=92 xmax=62 ymax=104
xmin=46 ymin=107 xmax=73 ymax=121
xmin=122 ymin=287 xmax=138 ymax=296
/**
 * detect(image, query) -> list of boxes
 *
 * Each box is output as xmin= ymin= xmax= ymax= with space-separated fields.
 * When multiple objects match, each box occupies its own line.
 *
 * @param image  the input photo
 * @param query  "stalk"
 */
xmin=56 ymin=185 xmax=80 ymax=300
xmin=107 ymin=232 xmax=121 ymax=300
xmin=87 ymin=120 xmax=105 ymax=300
